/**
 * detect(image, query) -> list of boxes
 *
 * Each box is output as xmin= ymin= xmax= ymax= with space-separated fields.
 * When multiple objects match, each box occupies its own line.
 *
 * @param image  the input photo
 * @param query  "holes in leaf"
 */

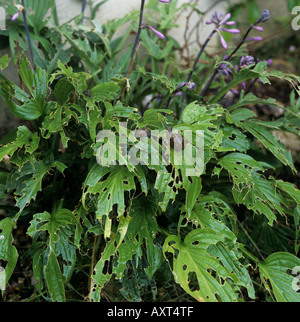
xmin=0 ymin=259 xmax=8 ymax=270
xmin=228 ymin=133 xmax=237 ymax=141
xmin=168 ymin=240 xmax=176 ymax=247
xmin=183 ymin=264 xmax=187 ymax=271
xmin=180 ymin=217 xmax=188 ymax=227
xmin=188 ymin=271 xmax=200 ymax=292
xmin=92 ymin=283 xmax=97 ymax=293
xmin=191 ymin=240 xmax=200 ymax=246
xmin=177 ymin=169 xmax=183 ymax=183
xmin=102 ymin=256 xmax=114 ymax=275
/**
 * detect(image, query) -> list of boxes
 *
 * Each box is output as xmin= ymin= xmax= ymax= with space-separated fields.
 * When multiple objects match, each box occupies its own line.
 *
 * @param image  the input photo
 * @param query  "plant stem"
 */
xmin=21 ymin=0 xmax=35 ymax=71
xmin=238 ymin=220 xmax=265 ymax=261
xmin=81 ymin=0 xmax=87 ymax=23
xmin=200 ymin=25 xmax=254 ymax=97
xmin=120 ymin=0 xmax=145 ymax=101
xmin=88 ymin=234 xmax=99 ymax=298
xmin=20 ymin=0 xmax=35 ymax=71
xmin=187 ymin=29 xmax=217 ymax=83
xmin=120 ymin=41 xmax=141 ymax=101
xmin=239 ymin=244 xmax=260 ymax=264
xmin=126 ymin=0 xmax=145 ymax=79
xmin=166 ymin=30 xmax=217 ymax=111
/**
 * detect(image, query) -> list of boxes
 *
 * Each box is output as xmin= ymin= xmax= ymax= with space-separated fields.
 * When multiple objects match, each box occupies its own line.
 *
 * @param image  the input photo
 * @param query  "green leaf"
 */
xmin=209 ymin=243 xmax=255 ymax=299
xmin=140 ymin=31 xmax=174 ymax=60
xmin=0 ymin=218 xmax=18 ymax=293
xmin=90 ymin=236 xmax=137 ymax=302
xmin=0 ymin=63 xmax=48 ymax=120
xmin=27 ymin=209 xmax=76 ymax=244
xmin=184 ymin=176 xmax=202 ymax=216
xmin=232 ymin=176 xmax=288 ymax=225
xmin=83 ymin=165 xmax=137 ymax=222
xmin=54 ymin=78 xmax=75 ymax=104
xmin=8 ymin=161 xmax=63 ymax=217
xmin=0 ymin=55 xmax=10 ymax=70
xmin=54 ymin=24 xmax=104 ymax=80
xmin=25 ymin=0 xmax=53 ymax=32
xmin=259 ymin=252 xmax=300 ymax=302
xmin=154 ymin=168 xmax=182 ymax=211
xmin=89 ymin=82 xmax=119 ymax=102
xmin=0 ymin=126 xmax=39 ymax=163
xmin=0 ymin=80 xmax=41 ymax=120
xmin=0 ymin=172 xmax=8 ymax=200
xmin=137 ymin=66 xmax=178 ymax=92
xmin=139 ymin=109 xmax=172 ymax=129
xmin=50 ymin=61 xmax=90 ymax=94
xmin=44 ymin=248 xmax=66 ymax=302
xmin=239 ymin=120 xmax=296 ymax=171
xmin=127 ymin=196 xmax=163 ymax=278
xmin=221 ymin=125 xmax=250 ymax=152
xmin=215 ymin=152 xmax=264 ymax=186
xmin=163 ymin=229 xmax=238 ymax=302
xmin=275 ymin=180 xmax=300 ymax=204
xmin=182 ymin=101 xmax=207 ymax=125
xmin=189 ymin=199 xmax=236 ymax=241
xmin=227 ymin=93 xmax=283 ymax=113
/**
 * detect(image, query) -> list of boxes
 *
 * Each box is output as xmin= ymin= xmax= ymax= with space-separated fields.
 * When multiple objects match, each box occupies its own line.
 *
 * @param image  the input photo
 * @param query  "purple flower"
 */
xmin=155 ymin=94 xmax=164 ymax=103
xmin=246 ymin=36 xmax=263 ymax=42
xmin=206 ymin=12 xmax=240 ymax=50
xmin=177 ymin=81 xmax=186 ymax=90
xmin=158 ymin=0 xmax=170 ymax=2
xmin=255 ymin=9 xmax=270 ymax=24
xmin=174 ymin=91 xmax=183 ymax=97
xmin=246 ymin=9 xmax=270 ymax=36
xmin=218 ymin=62 xmax=233 ymax=77
xmin=143 ymin=25 xmax=165 ymax=39
xmin=240 ymin=56 xmax=255 ymax=68
xmin=253 ymin=26 xmax=264 ymax=32
xmin=186 ymin=82 xmax=196 ymax=91
xmin=12 ymin=4 xmax=24 ymax=21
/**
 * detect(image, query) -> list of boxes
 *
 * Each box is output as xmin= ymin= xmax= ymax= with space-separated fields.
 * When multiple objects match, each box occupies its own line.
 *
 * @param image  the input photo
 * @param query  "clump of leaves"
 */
xmin=0 ymin=0 xmax=300 ymax=302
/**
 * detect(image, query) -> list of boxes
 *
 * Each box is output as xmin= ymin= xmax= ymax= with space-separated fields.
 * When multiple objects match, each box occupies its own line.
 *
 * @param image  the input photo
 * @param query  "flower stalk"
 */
xmin=187 ymin=12 xmax=239 ymax=83
xmin=121 ymin=0 xmax=168 ymax=101
xmin=126 ymin=0 xmax=146 ymax=79
xmin=81 ymin=0 xmax=87 ymax=23
xmin=20 ymin=0 xmax=35 ymax=71
xmin=200 ymin=10 xmax=270 ymax=97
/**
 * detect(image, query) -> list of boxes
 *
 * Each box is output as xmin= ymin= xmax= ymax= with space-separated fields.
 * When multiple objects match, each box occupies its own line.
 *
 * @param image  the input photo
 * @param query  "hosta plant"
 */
xmin=0 ymin=0 xmax=300 ymax=302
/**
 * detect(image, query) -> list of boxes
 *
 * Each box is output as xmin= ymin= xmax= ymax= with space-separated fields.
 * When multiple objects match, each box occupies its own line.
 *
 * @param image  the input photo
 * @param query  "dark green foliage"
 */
xmin=0 ymin=0 xmax=300 ymax=302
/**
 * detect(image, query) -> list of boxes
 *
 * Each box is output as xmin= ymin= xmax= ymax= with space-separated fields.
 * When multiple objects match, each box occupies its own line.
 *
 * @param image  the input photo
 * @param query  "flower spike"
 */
xmin=206 ymin=11 xmax=240 ymax=50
